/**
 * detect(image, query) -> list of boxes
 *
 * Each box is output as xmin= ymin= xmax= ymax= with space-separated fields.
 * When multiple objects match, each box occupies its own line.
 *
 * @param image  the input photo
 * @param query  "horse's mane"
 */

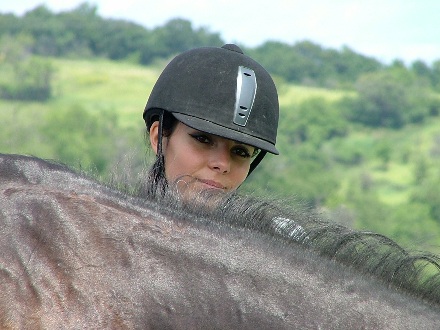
xmin=213 ymin=195 xmax=440 ymax=305
xmin=133 ymin=167 xmax=440 ymax=306
xmin=3 ymin=153 xmax=440 ymax=306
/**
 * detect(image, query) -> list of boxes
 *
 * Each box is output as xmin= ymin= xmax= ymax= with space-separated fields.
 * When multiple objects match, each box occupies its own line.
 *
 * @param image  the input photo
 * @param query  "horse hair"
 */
xmin=1 ymin=153 xmax=440 ymax=328
xmin=135 ymin=173 xmax=440 ymax=307
xmin=7 ymin=153 xmax=439 ymax=305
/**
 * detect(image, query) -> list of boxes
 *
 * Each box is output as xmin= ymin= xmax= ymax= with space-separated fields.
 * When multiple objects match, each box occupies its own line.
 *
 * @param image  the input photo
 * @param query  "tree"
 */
xmin=140 ymin=18 xmax=223 ymax=64
xmin=411 ymin=169 xmax=440 ymax=224
xmin=41 ymin=105 xmax=120 ymax=173
xmin=249 ymin=41 xmax=314 ymax=84
xmin=345 ymin=68 xmax=431 ymax=128
xmin=0 ymin=34 xmax=53 ymax=101
xmin=432 ymin=60 xmax=440 ymax=91
xmin=411 ymin=60 xmax=431 ymax=78
xmin=283 ymin=97 xmax=347 ymax=146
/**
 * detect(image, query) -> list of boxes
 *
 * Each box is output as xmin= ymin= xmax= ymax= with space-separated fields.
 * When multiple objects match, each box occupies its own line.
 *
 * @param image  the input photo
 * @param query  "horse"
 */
xmin=1 ymin=153 xmax=440 ymax=329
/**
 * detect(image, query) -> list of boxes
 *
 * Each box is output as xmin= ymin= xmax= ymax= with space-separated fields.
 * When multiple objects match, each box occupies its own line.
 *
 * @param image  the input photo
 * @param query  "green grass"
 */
xmin=51 ymin=57 xmax=164 ymax=129
xmin=0 ymin=100 xmax=51 ymax=156
xmin=279 ymin=83 xmax=355 ymax=105
xmin=327 ymin=118 xmax=440 ymax=204
xmin=2 ymin=56 xmax=440 ymax=255
xmin=320 ymin=117 xmax=440 ymax=254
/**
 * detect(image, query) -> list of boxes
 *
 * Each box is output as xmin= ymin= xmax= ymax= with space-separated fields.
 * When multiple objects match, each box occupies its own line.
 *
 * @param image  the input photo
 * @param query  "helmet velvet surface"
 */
xmin=144 ymin=44 xmax=279 ymax=155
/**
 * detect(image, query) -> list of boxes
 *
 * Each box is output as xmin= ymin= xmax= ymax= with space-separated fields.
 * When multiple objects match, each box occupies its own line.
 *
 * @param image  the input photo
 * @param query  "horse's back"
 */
xmin=1 ymin=154 xmax=439 ymax=329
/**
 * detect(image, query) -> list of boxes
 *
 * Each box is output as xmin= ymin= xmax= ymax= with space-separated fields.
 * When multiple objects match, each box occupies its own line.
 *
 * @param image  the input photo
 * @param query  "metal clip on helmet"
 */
xmin=143 ymin=44 xmax=279 ymax=175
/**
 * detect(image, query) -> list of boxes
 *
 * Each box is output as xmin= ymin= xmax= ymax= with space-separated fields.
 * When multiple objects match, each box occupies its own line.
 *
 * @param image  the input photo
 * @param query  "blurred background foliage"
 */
xmin=2 ymin=3 xmax=440 ymax=254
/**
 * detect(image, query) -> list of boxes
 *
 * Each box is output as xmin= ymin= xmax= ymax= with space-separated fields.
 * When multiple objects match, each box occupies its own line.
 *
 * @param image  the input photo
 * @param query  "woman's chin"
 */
xmin=172 ymin=176 xmax=225 ymax=195
xmin=170 ymin=179 xmax=228 ymax=206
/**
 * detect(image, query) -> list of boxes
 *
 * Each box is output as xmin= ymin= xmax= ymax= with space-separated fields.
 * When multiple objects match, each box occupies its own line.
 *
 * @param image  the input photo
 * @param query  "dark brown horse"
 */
xmin=1 ymin=154 xmax=439 ymax=329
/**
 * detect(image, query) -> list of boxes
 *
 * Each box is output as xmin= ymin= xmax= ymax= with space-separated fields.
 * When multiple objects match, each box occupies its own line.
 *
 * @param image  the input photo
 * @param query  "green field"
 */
xmin=52 ymin=57 xmax=162 ymax=128
xmin=2 ymin=57 xmax=440 ymax=254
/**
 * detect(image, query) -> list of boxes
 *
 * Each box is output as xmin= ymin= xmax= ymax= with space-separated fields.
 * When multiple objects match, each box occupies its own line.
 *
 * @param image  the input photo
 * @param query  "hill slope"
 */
xmin=2 ymin=57 xmax=440 ymax=254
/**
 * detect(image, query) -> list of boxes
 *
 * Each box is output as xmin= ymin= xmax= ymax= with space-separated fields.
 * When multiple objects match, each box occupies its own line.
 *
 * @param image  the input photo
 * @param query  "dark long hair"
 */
xmin=144 ymin=110 xmax=178 ymax=198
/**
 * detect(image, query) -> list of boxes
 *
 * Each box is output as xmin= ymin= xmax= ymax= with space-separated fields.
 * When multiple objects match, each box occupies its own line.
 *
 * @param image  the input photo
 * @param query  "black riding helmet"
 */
xmin=143 ymin=44 xmax=279 ymax=175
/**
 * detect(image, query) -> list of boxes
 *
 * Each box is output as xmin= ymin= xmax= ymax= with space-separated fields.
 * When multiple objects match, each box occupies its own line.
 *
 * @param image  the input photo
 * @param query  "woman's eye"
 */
xmin=190 ymin=134 xmax=211 ymax=144
xmin=233 ymin=147 xmax=251 ymax=158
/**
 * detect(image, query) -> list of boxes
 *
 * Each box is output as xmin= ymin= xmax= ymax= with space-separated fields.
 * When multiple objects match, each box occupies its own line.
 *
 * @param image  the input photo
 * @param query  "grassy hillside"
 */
xmin=52 ymin=57 xmax=163 ymax=128
xmin=1 ymin=57 xmax=160 ymax=172
xmin=2 ymin=57 xmax=440 ymax=254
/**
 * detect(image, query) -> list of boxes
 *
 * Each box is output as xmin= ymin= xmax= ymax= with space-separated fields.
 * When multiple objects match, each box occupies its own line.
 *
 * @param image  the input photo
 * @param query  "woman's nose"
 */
xmin=208 ymin=146 xmax=231 ymax=173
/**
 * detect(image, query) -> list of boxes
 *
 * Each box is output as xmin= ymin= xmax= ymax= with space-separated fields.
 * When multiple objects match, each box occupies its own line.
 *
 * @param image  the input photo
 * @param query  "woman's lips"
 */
xmin=197 ymin=179 xmax=226 ymax=190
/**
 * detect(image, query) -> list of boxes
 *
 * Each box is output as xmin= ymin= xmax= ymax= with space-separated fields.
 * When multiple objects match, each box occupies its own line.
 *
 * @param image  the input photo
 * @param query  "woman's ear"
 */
xmin=149 ymin=121 xmax=160 ymax=155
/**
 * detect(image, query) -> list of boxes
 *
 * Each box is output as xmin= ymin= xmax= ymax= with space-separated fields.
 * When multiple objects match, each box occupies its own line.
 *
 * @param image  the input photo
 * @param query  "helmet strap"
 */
xmin=247 ymin=150 xmax=266 ymax=177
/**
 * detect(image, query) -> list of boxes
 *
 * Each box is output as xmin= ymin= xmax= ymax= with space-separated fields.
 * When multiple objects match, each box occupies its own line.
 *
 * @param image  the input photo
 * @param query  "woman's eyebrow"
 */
xmin=233 ymin=142 xmax=255 ymax=150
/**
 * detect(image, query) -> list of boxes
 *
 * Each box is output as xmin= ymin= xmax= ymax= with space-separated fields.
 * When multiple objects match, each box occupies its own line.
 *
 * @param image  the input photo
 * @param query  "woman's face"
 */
xmin=150 ymin=121 xmax=255 ymax=194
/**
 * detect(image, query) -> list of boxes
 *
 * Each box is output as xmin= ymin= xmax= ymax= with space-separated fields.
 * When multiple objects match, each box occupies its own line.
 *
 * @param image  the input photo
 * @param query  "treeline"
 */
xmin=0 ymin=3 xmax=223 ymax=64
xmin=2 ymin=2 xmax=440 ymax=90
xmin=1 ymin=2 xmax=440 ymax=130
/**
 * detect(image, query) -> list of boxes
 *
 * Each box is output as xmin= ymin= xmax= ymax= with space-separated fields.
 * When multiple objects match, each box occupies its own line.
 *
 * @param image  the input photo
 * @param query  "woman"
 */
xmin=143 ymin=44 xmax=279 ymax=198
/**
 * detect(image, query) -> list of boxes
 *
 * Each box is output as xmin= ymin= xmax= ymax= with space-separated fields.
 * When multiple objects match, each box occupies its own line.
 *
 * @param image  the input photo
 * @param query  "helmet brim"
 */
xmin=173 ymin=112 xmax=279 ymax=155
